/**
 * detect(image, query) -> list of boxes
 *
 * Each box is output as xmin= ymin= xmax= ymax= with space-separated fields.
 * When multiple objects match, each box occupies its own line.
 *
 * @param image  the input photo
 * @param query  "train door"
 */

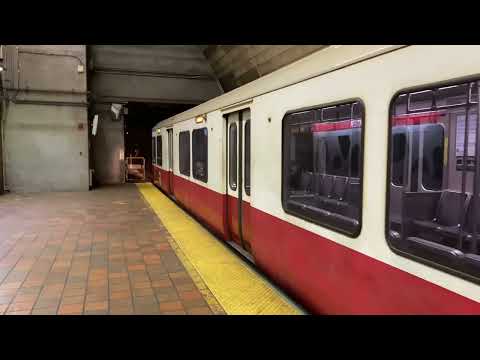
xmin=226 ymin=109 xmax=252 ymax=254
xmin=167 ymin=128 xmax=174 ymax=195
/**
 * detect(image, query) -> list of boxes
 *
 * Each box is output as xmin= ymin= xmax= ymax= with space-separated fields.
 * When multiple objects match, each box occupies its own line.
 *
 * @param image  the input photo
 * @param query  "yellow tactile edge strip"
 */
xmin=136 ymin=182 xmax=303 ymax=315
xmin=161 ymin=228 xmax=226 ymax=315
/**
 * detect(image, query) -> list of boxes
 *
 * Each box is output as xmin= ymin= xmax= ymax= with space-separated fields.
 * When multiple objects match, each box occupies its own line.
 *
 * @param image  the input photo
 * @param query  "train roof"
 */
xmin=152 ymin=45 xmax=407 ymax=131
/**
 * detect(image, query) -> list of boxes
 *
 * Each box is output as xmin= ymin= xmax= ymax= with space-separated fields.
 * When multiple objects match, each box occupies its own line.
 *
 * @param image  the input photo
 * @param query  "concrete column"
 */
xmin=0 ymin=100 xmax=4 ymax=194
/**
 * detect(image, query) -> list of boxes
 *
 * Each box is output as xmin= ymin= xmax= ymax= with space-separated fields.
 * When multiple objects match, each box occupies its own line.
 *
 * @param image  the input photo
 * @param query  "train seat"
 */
xmin=412 ymin=190 xmax=469 ymax=241
xmin=321 ymin=177 xmax=348 ymax=210
xmin=389 ymin=185 xmax=403 ymax=230
xmin=462 ymin=196 xmax=480 ymax=245
xmin=331 ymin=176 xmax=348 ymax=200
xmin=464 ymin=253 xmax=480 ymax=272
xmin=343 ymin=180 xmax=361 ymax=218
xmin=406 ymin=236 xmax=465 ymax=267
xmin=308 ymin=176 xmax=360 ymax=219
xmin=321 ymin=176 xmax=347 ymax=204
xmin=329 ymin=211 xmax=360 ymax=234
xmin=288 ymin=198 xmax=359 ymax=234
xmin=318 ymin=174 xmax=334 ymax=197
xmin=289 ymin=171 xmax=314 ymax=197
xmin=300 ymin=171 xmax=314 ymax=192
xmin=313 ymin=173 xmax=323 ymax=194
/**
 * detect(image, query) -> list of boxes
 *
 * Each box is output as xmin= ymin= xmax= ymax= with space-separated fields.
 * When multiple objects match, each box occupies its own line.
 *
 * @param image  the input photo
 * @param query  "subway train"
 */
xmin=151 ymin=45 xmax=480 ymax=314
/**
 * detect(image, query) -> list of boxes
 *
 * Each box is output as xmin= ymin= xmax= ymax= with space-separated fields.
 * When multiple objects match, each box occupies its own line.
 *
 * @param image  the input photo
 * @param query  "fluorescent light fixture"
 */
xmin=92 ymin=114 xmax=99 ymax=136
xmin=0 ymin=66 xmax=4 ymax=72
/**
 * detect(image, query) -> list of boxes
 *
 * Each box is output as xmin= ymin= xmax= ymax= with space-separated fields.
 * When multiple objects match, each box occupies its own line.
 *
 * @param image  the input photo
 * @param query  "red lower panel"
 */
xmin=159 ymin=168 xmax=171 ymax=194
xmin=251 ymin=207 xmax=480 ymax=314
xmin=172 ymin=175 xmax=228 ymax=240
xmin=154 ymin=172 xmax=480 ymax=313
xmin=241 ymin=200 xmax=252 ymax=251
xmin=153 ymin=165 xmax=161 ymax=187
xmin=226 ymin=195 xmax=252 ymax=250
xmin=227 ymin=195 xmax=241 ymax=246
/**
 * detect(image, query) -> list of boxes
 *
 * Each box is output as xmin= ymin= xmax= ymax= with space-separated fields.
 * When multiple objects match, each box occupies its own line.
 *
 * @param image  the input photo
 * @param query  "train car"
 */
xmin=151 ymin=45 xmax=480 ymax=314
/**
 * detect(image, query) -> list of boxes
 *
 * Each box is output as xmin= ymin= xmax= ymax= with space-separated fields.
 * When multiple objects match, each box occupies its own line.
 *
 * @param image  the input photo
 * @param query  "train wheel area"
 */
xmin=137 ymin=182 xmax=304 ymax=315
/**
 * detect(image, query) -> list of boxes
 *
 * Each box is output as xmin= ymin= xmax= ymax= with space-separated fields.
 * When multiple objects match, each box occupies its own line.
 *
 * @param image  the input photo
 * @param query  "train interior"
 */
xmin=388 ymin=81 xmax=480 ymax=278
xmin=284 ymin=102 xmax=363 ymax=236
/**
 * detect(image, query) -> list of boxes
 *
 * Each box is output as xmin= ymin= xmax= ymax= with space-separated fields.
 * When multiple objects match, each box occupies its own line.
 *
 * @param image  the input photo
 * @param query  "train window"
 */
xmin=152 ymin=137 xmax=156 ymax=165
xmin=409 ymin=90 xmax=434 ymax=111
xmin=229 ymin=123 xmax=237 ymax=190
xmin=456 ymin=114 xmax=478 ymax=171
xmin=245 ymin=120 xmax=251 ymax=195
xmin=421 ymin=125 xmax=444 ymax=190
xmin=394 ymin=94 xmax=408 ymax=115
xmin=192 ymin=128 xmax=208 ymax=183
xmin=437 ymin=84 xmax=468 ymax=108
xmin=338 ymin=104 xmax=352 ymax=120
xmin=470 ymin=83 xmax=478 ymax=103
xmin=156 ymin=135 xmax=162 ymax=166
xmin=283 ymin=101 xmax=364 ymax=237
xmin=320 ymin=107 xmax=337 ymax=121
xmin=179 ymin=131 xmax=190 ymax=177
xmin=387 ymin=79 xmax=480 ymax=281
xmin=391 ymin=132 xmax=407 ymax=186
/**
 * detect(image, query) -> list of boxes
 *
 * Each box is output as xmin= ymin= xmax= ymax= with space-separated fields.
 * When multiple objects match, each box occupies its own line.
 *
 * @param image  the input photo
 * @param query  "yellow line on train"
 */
xmin=137 ymin=182 xmax=303 ymax=315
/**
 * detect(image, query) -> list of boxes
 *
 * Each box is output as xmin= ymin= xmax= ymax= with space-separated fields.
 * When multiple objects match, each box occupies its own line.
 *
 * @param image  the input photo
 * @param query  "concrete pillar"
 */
xmin=0 ymin=100 xmax=4 ymax=194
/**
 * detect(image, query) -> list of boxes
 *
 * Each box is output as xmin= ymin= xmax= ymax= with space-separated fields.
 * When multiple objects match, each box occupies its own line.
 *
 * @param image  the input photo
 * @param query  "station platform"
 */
xmin=0 ymin=183 xmax=303 ymax=315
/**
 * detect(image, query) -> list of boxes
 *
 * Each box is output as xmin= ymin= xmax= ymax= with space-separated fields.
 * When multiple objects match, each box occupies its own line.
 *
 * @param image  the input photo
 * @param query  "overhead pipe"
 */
xmin=92 ymin=67 xmax=214 ymax=80
xmin=0 ymin=95 xmax=88 ymax=107
xmin=2 ymin=87 xmax=87 ymax=95
xmin=95 ymin=94 xmax=202 ymax=105
xmin=18 ymin=48 xmax=85 ymax=66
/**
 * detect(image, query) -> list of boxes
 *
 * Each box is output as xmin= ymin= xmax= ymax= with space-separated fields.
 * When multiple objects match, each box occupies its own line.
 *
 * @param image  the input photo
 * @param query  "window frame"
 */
xmin=152 ymin=136 xmax=156 ymax=165
xmin=419 ymin=123 xmax=445 ymax=191
xmin=281 ymin=98 xmax=366 ymax=238
xmin=156 ymin=135 xmax=162 ymax=167
xmin=385 ymin=75 xmax=480 ymax=285
xmin=229 ymin=123 xmax=237 ymax=191
xmin=192 ymin=127 xmax=208 ymax=183
xmin=179 ymin=130 xmax=191 ymax=177
xmin=244 ymin=120 xmax=251 ymax=196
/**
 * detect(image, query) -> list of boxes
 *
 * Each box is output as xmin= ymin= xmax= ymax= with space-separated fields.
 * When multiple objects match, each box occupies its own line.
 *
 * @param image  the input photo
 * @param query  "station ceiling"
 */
xmin=88 ymin=45 xmax=327 ymax=104
xmin=201 ymin=45 xmax=326 ymax=92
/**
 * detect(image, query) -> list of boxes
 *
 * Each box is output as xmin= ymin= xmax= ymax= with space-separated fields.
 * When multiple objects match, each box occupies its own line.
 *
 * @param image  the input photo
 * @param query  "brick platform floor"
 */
xmin=0 ymin=184 xmax=223 ymax=315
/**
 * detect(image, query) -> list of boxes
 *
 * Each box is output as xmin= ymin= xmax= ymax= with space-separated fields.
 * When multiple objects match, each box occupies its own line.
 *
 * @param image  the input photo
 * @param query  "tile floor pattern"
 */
xmin=0 ymin=184 xmax=225 ymax=315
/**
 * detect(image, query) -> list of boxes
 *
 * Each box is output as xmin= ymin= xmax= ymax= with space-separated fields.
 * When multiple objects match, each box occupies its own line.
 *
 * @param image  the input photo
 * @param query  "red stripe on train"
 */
xmin=392 ymin=111 xmax=444 ymax=126
xmin=172 ymin=174 xmax=228 ymax=240
xmin=251 ymin=208 xmax=480 ymax=314
xmin=153 ymin=164 xmax=480 ymax=314
xmin=311 ymin=119 xmax=362 ymax=132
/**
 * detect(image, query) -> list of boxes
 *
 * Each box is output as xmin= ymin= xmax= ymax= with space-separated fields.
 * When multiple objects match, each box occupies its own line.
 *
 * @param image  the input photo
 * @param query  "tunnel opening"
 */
xmin=123 ymin=102 xmax=194 ymax=182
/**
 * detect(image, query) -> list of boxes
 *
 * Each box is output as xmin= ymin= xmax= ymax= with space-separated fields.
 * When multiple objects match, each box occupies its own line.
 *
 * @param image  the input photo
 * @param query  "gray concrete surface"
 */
xmin=3 ymin=102 xmax=89 ymax=192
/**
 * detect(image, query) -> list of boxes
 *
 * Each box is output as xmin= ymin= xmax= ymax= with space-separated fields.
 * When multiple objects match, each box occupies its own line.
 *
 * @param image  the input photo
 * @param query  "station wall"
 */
xmin=3 ymin=102 xmax=89 ymax=192
xmin=1 ymin=45 xmax=89 ymax=193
